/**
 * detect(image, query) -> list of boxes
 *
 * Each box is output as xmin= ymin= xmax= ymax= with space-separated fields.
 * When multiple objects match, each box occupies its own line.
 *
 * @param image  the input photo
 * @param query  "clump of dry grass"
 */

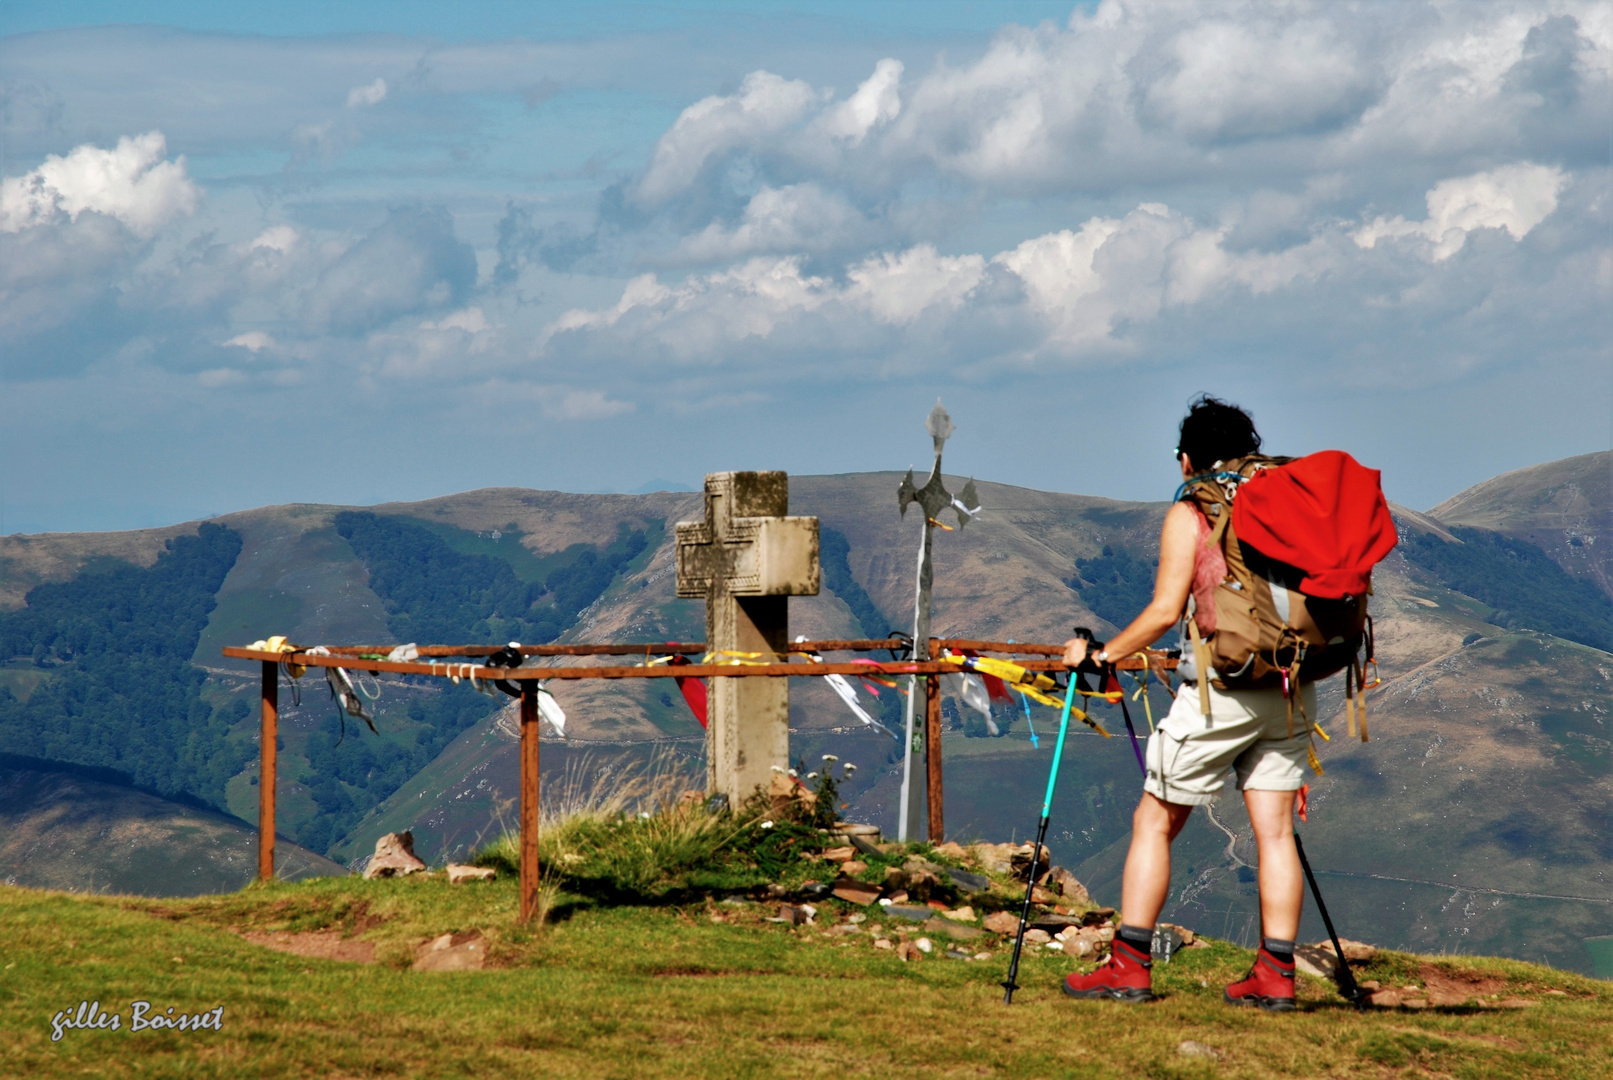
xmin=471 ymin=750 xmax=772 ymax=905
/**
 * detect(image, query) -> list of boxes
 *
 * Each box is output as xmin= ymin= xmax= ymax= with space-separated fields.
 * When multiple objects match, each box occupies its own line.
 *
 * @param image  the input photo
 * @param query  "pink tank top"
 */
xmin=1189 ymin=508 xmax=1226 ymax=635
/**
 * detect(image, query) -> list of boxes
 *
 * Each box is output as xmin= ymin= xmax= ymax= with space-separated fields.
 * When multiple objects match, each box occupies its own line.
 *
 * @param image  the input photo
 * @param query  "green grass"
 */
xmin=8 ymin=764 xmax=1609 ymax=1077
xmin=3 ymin=874 xmax=1609 ymax=1079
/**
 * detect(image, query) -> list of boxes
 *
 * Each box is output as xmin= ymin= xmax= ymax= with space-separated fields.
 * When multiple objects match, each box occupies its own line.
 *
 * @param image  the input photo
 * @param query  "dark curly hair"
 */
xmin=1177 ymin=394 xmax=1261 ymax=471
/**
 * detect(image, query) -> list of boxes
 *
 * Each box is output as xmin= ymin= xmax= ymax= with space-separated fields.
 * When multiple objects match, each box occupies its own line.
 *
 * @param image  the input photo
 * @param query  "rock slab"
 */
xmin=982 ymin=911 xmax=1020 ymax=935
xmin=364 ymin=831 xmax=427 ymax=880
xmin=412 ymin=932 xmax=485 ymax=972
xmin=947 ymin=868 xmax=991 ymax=892
xmin=1048 ymin=867 xmax=1091 ymax=906
xmin=831 ymin=876 xmax=881 ymax=905
xmin=923 ymin=916 xmax=984 ymax=941
xmin=1318 ymin=938 xmax=1378 ymax=963
xmin=1294 ymin=944 xmax=1339 ymax=979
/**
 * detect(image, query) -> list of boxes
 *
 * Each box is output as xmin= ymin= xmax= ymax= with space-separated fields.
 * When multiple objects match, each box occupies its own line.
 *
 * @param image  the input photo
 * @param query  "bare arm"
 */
xmin=1063 ymin=501 xmax=1200 ymax=667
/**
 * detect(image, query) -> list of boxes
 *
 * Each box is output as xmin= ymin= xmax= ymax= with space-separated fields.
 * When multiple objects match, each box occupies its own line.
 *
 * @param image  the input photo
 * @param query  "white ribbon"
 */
xmin=537 ymin=684 xmax=567 ymax=739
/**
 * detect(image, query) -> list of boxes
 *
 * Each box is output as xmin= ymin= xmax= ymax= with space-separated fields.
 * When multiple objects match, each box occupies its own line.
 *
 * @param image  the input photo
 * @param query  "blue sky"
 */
xmin=2 ymin=1 xmax=1608 ymax=533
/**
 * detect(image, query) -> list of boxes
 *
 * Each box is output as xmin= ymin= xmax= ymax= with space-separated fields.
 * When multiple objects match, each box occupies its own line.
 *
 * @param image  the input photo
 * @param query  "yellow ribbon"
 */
xmin=939 ymin=654 xmax=1111 ymax=734
xmin=701 ymin=650 xmax=774 ymax=665
xmin=1130 ymin=653 xmax=1156 ymax=733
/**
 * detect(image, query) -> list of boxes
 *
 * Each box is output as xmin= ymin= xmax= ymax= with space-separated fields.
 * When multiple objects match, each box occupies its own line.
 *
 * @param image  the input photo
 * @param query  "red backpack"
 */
xmin=1179 ymin=451 xmax=1398 ymax=739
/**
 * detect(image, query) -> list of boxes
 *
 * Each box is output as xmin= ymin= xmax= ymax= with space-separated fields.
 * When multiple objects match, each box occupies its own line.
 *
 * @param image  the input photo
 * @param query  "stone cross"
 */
xmin=676 ymin=471 xmax=820 ymax=806
xmin=895 ymin=401 xmax=978 ymax=840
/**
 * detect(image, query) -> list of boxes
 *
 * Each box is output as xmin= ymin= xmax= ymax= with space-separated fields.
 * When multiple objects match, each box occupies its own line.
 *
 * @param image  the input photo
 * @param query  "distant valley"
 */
xmin=1 ymin=451 xmax=1607 ymax=972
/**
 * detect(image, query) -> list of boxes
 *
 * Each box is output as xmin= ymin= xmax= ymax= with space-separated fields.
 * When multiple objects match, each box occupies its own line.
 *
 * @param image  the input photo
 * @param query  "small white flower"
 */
xmin=759 ymin=820 xmax=774 ymax=829
xmin=770 ymin=765 xmax=785 ymax=773
xmin=807 ymin=772 xmax=819 ymax=780
xmin=822 ymin=754 xmax=838 ymax=762
xmin=845 ymin=764 xmax=858 ymax=773
xmin=787 ymin=769 xmax=798 ymax=778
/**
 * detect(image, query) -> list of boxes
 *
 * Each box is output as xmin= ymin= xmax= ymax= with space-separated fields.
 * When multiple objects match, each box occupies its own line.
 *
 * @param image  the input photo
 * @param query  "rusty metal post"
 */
xmin=925 ymin=669 xmax=943 ymax=842
xmin=258 ymin=660 xmax=278 ymax=882
xmin=520 ymin=684 xmax=541 ymax=922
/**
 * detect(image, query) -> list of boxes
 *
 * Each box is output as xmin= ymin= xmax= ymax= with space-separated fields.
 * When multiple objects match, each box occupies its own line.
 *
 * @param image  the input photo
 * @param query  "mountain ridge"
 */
xmin=1429 ymin=450 xmax=1611 ymax=599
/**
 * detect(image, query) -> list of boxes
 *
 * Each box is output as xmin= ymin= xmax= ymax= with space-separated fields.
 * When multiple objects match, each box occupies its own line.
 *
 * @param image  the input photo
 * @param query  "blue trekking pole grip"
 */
xmin=1002 ymin=674 xmax=1079 ymax=1004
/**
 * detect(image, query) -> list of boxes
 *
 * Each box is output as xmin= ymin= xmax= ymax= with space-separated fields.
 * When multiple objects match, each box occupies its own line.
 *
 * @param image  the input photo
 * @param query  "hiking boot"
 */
xmin=1223 ymin=947 xmax=1297 ymax=1011
xmin=1062 ymin=938 xmax=1155 ymax=1003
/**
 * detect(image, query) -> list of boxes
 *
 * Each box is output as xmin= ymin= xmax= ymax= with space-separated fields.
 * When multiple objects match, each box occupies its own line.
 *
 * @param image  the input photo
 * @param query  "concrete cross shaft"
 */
xmin=676 ymin=471 xmax=820 ymax=806
xmin=895 ymin=400 xmax=979 ymax=841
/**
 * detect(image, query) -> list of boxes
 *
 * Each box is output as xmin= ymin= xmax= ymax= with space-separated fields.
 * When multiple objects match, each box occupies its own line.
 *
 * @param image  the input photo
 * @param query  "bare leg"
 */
xmin=1244 ymin=788 xmax=1302 ymax=940
xmin=1120 ymin=792 xmax=1194 ymax=929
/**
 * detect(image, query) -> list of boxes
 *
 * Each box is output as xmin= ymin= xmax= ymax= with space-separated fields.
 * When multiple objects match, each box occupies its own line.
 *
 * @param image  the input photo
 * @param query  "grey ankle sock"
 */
xmin=1118 ymin=924 xmax=1154 ymax=951
xmin=1262 ymin=937 xmax=1296 ymax=962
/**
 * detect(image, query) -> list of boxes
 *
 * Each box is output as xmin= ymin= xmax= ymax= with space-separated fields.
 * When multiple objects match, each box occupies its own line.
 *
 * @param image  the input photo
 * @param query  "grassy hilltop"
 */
xmin=6 ymin=861 xmax=1610 ymax=1079
xmin=8 ymin=775 xmax=1611 ymax=1078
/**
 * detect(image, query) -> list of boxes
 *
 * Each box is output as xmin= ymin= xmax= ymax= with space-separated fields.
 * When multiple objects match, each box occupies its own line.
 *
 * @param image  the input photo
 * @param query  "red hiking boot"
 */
xmin=1223 ymin=947 xmax=1297 ymax=1011
xmin=1062 ymin=938 xmax=1154 ymax=1003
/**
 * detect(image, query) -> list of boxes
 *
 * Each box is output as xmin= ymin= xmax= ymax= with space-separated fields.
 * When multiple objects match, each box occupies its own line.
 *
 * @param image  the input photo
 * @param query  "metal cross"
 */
xmin=895 ymin=400 xmax=978 ymax=841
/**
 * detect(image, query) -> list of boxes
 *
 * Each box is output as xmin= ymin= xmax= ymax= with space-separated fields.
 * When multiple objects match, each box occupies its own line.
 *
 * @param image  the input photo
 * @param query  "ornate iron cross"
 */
xmin=895 ymin=400 xmax=978 ymax=840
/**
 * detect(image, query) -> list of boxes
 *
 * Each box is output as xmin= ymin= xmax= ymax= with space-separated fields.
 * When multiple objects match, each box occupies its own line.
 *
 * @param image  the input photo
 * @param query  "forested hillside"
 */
xmin=0 ymin=509 xmax=661 ymax=852
xmin=333 ymin=512 xmax=650 ymax=645
xmin=0 ymin=524 xmax=247 ymax=809
xmin=292 ymin=513 xmax=656 ymax=852
xmin=1399 ymin=525 xmax=1613 ymax=652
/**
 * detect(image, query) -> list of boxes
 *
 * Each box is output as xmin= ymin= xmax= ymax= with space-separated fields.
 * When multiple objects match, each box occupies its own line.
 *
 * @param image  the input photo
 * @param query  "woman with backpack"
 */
xmin=1059 ymin=396 xmax=1311 ymax=1010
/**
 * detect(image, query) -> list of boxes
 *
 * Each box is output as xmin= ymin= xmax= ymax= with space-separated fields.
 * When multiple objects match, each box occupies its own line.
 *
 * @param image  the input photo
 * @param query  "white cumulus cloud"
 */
xmin=1141 ymin=17 xmax=1372 ymax=141
xmin=635 ymin=70 xmax=822 ymax=205
xmin=616 ymin=1 xmax=1607 ymax=233
xmin=818 ymin=58 xmax=903 ymax=145
xmin=346 ymin=77 xmax=388 ymax=107
xmin=675 ymin=183 xmax=868 ymax=262
xmin=0 ymin=132 xmax=199 ymax=237
xmin=847 ymin=245 xmax=986 ymax=325
xmin=224 ymin=331 xmax=274 ymax=352
xmin=1354 ymin=163 xmax=1567 ymax=260
xmin=248 ymin=225 xmax=299 ymax=253
xmin=547 ymin=201 xmax=1344 ymax=365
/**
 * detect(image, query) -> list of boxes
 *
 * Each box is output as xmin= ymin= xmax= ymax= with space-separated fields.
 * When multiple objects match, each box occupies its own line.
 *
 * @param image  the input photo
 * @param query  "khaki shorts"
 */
xmin=1142 ymin=680 xmax=1317 ymax=806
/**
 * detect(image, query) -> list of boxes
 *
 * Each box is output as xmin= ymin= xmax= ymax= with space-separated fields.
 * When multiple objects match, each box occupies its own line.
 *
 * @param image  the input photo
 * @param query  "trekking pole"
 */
xmin=1002 ymin=674 xmax=1080 ymax=1004
xmin=1111 ymin=672 xmax=1147 ymax=777
xmin=1293 ymin=833 xmax=1366 ymax=1008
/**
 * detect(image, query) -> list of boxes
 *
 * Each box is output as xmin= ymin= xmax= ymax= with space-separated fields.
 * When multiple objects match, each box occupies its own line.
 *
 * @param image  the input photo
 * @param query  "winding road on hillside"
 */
xmin=1312 ymin=869 xmax=1613 ymax=905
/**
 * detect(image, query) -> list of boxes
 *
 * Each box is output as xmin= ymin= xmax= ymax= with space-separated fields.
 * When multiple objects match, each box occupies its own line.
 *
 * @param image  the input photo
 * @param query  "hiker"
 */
xmin=1059 ymin=396 xmax=1312 ymax=1010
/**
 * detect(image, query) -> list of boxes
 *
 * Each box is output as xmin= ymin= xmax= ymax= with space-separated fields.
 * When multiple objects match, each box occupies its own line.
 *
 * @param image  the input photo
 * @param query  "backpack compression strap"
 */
xmin=1187 ymin=618 xmax=1212 ymax=718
